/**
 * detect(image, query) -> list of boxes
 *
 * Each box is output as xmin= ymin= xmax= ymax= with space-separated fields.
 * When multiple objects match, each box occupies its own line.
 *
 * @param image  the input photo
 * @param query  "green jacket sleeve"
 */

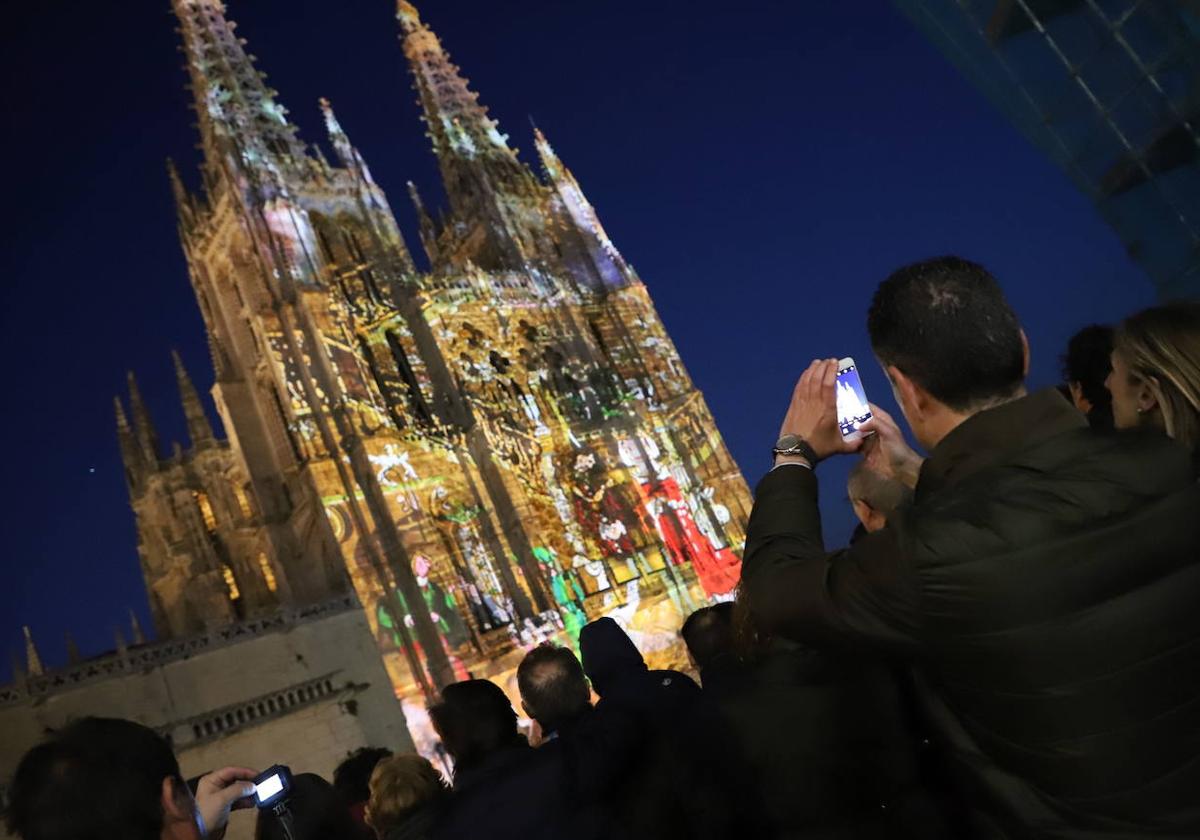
xmin=742 ymin=465 xmax=924 ymax=655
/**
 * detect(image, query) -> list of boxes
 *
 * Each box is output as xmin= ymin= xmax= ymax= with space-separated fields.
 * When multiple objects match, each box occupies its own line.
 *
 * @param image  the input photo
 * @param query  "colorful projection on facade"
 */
xmin=121 ymin=0 xmax=754 ymax=738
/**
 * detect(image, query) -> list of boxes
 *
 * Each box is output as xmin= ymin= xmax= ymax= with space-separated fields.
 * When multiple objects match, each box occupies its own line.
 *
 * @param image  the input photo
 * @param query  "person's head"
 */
xmin=1061 ymin=324 xmax=1115 ymax=430
xmin=680 ymin=603 xmax=736 ymax=672
xmin=847 ymin=460 xmax=914 ymax=533
xmin=578 ymin=617 xmax=647 ymax=697
xmin=254 ymin=773 xmax=366 ymax=840
xmin=332 ymin=747 xmax=392 ymax=828
xmin=868 ymin=256 xmax=1028 ymax=450
xmin=516 ymin=643 xmax=591 ymax=734
xmin=364 ymin=754 xmax=448 ymax=838
xmin=6 ymin=717 xmax=198 ymax=840
xmin=429 ymin=679 xmax=524 ymax=774
xmin=1109 ymin=302 xmax=1200 ymax=458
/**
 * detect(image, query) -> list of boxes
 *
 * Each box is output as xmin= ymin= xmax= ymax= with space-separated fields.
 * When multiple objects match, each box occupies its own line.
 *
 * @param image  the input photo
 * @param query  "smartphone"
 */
xmin=836 ymin=357 xmax=872 ymax=442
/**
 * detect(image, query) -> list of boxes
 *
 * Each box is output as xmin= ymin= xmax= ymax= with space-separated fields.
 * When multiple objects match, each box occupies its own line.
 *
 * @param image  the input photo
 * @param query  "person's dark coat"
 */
xmin=705 ymin=639 xmax=949 ymax=839
xmin=579 ymin=617 xmax=741 ymax=840
xmin=432 ymin=743 xmax=571 ymax=840
xmin=432 ymin=704 xmax=637 ymax=840
xmin=742 ymin=389 xmax=1200 ymax=837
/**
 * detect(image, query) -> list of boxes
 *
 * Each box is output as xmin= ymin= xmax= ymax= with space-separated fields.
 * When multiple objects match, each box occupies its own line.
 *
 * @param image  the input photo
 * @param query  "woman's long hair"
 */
xmin=1114 ymin=301 xmax=1200 ymax=461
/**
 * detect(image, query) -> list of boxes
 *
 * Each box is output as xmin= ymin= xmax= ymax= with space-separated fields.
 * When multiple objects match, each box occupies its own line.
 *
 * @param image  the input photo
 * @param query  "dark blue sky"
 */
xmin=0 ymin=0 xmax=1152 ymax=678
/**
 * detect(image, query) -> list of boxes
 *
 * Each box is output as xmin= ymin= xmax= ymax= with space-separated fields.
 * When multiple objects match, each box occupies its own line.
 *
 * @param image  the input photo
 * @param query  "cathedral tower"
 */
xmin=123 ymin=0 xmax=751 ymax=702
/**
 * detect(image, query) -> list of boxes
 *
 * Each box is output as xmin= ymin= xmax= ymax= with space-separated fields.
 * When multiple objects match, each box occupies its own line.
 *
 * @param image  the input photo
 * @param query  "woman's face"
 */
xmin=1106 ymin=350 xmax=1152 ymax=430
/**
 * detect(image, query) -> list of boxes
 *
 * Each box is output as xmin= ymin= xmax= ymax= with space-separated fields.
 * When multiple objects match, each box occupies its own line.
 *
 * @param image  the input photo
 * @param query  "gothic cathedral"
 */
xmin=116 ymin=0 xmax=751 ymax=699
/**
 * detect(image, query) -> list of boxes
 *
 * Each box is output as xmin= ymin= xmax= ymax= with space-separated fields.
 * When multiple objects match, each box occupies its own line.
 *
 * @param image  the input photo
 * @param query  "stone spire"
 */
xmin=407 ymin=180 xmax=440 ymax=264
xmin=172 ymin=350 xmax=215 ymax=449
xmin=129 ymin=609 xmax=147 ymax=645
xmin=114 ymin=395 xmax=144 ymax=488
xmin=533 ymin=127 xmax=631 ymax=289
xmin=22 ymin=626 xmax=44 ymax=677
xmin=126 ymin=372 xmax=160 ymax=465
xmin=395 ymin=0 xmax=534 ymax=217
xmin=318 ymin=97 xmax=357 ymax=171
xmin=172 ymin=0 xmax=308 ymax=187
xmin=166 ymin=158 xmax=196 ymax=231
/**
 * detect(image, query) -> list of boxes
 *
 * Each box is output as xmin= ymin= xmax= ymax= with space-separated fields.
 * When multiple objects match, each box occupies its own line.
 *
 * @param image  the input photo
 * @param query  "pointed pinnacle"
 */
xmin=129 ymin=609 xmax=146 ymax=645
xmin=126 ymin=371 xmax=161 ymax=463
xmin=172 ymin=350 xmax=215 ymax=445
xmin=23 ymin=626 xmax=44 ymax=677
xmin=114 ymin=396 xmax=131 ymax=431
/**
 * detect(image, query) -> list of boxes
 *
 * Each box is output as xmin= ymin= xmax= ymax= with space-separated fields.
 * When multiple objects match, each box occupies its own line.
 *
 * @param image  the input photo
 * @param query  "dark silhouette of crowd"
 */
xmin=6 ymin=258 xmax=1200 ymax=840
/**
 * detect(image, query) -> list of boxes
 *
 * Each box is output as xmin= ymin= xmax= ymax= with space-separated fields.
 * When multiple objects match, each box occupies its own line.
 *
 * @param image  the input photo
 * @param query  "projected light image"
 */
xmin=118 ymin=0 xmax=754 ymax=755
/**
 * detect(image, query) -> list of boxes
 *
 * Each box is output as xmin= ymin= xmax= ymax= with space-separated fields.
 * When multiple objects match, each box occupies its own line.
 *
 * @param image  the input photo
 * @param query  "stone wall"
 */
xmin=0 ymin=599 xmax=411 ymax=840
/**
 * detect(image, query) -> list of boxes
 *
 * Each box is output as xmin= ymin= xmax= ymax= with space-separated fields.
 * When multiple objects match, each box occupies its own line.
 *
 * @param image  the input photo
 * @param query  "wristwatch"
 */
xmin=772 ymin=434 xmax=819 ymax=465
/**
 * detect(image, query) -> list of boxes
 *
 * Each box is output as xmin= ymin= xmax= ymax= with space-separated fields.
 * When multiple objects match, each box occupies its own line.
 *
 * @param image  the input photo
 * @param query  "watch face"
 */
xmin=775 ymin=434 xmax=800 ymax=450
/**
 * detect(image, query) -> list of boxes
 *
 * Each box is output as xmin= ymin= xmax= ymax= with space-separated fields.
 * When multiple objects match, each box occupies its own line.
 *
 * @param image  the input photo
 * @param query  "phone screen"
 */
xmin=255 ymin=774 xmax=284 ymax=805
xmin=836 ymin=363 xmax=872 ymax=437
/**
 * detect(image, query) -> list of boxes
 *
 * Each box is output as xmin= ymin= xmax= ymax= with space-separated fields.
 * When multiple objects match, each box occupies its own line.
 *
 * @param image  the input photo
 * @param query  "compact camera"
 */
xmin=252 ymin=765 xmax=294 ymax=809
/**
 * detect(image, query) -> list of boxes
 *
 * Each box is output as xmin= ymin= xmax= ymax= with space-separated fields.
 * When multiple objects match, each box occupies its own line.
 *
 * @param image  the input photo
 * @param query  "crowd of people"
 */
xmin=6 ymin=257 xmax=1200 ymax=839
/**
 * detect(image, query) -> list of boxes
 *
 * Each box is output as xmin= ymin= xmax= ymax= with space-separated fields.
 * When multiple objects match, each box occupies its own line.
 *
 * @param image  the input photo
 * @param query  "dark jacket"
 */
xmin=579 ymin=617 xmax=729 ymax=840
xmin=432 ymin=744 xmax=570 ymax=840
xmin=705 ymin=640 xmax=948 ymax=839
xmin=743 ymin=389 xmax=1200 ymax=837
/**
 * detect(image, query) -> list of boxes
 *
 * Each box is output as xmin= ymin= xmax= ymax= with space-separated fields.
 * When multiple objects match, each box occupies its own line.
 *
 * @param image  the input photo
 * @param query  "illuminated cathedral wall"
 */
xmin=118 ymin=0 xmax=753 ymax=741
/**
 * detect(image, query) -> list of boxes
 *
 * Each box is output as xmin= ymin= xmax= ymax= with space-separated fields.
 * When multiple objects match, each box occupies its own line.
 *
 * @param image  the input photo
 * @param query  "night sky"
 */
xmin=0 ymin=1 xmax=1154 ymax=678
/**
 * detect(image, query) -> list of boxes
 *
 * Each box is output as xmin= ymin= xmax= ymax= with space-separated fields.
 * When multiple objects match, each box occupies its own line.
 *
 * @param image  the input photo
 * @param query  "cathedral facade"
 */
xmin=118 ymin=0 xmax=752 ymax=700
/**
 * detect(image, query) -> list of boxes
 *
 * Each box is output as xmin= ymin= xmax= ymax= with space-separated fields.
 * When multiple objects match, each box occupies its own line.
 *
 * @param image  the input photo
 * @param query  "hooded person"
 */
xmin=578 ymin=617 xmax=746 ymax=840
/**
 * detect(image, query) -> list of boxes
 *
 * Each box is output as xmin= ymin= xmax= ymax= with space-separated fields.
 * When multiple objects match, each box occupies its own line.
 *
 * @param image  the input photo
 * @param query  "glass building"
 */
xmin=895 ymin=0 xmax=1200 ymax=298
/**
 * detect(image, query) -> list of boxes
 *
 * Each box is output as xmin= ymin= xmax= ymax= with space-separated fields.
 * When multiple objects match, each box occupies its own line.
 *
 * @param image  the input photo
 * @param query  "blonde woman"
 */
xmin=365 ymin=754 xmax=448 ymax=840
xmin=1108 ymin=301 xmax=1200 ymax=464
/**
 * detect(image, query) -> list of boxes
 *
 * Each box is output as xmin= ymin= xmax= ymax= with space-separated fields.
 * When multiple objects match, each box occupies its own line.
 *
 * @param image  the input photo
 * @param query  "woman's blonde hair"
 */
xmin=1114 ymin=301 xmax=1200 ymax=458
xmin=365 ymin=753 xmax=448 ymax=837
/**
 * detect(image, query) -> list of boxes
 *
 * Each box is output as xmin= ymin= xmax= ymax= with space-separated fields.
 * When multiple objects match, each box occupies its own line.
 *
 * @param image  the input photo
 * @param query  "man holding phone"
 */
xmin=743 ymin=257 xmax=1200 ymax=838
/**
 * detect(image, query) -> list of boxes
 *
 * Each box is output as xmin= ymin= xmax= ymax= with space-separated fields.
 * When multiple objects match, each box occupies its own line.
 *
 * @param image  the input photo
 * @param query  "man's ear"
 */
xmin=850 ymin=498 xmax=873 ymax=529
xmin=887 ymin=365 xmax=925 ymax=418
xmin=1020 ymin=329 xmax=1031 ymax=377
xmin=161 ymin=776 xmax=194 ymax=825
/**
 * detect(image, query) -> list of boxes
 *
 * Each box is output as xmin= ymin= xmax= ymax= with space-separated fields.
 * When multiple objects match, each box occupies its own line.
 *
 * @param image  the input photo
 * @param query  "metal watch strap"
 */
xmin=772 ymin=438 xmax=819 ymax=465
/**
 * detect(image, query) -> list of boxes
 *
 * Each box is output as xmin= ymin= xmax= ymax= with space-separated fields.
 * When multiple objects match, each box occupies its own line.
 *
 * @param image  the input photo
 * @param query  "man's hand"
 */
xmin=779 ymin=359 xmax=863 ymax=462
xmin=194 ymin=767 xmax=257 ymax=840
xmin=859 ymin=403 xmax=924 ymax=489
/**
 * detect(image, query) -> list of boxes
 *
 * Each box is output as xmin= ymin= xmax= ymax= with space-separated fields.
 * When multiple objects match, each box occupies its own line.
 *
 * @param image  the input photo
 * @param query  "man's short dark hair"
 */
xmin=868 ymin=256 xmax=1025 ymax=411
xmin=680 ymin=603 xmax=736 ymax=671
xmin=332 ymin=746 xmax=392 ymax=805
xmin=1061 ymin=324 xmax=1114 ymax=430
xmin=516 ymin=644 xmax=590 ymax=733
xmin=7 ymin=717 xmax=184 ymax=840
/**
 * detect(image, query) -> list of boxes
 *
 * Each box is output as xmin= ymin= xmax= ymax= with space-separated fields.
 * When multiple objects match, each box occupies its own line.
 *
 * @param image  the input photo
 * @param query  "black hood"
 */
xmin=579 ymin=617 xmax=648 ymax=695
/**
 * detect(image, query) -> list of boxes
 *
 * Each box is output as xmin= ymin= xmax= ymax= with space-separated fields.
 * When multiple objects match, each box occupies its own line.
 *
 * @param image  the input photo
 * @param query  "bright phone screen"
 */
xmin=836 ymin=363 xmax=872 ymax=436
xmin=255 ymin=774 xmax=284 ymax=804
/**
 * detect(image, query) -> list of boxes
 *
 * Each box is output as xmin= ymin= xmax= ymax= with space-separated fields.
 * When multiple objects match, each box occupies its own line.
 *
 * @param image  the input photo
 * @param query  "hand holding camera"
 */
xmin=194 ymin=765 xmax=257 ymax=839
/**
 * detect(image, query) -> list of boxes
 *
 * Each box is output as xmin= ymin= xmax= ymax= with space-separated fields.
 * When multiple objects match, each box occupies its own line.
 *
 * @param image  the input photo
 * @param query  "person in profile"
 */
xmin=743 ymin=256 xmax=1200 ymax=836
xmin=6 ymin=716 xmax=256 ymax=840
xmin=1108 ymin=301 xmax=1200 ymax=466
xmin=1061 ymin=323 xmax=1115 ymax=430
